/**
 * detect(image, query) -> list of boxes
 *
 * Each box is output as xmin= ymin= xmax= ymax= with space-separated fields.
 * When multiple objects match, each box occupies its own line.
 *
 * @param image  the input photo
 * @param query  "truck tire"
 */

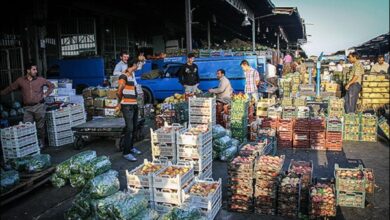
xmin=142 ymin=88 xmax=154 ymax=104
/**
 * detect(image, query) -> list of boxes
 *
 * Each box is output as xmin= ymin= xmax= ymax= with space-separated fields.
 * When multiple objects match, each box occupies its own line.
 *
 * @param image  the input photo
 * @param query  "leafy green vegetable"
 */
xmin=88 ymin=170 xmax=119 ymax=199
xmin=64 ymin=205 xmax=83 ymax=220
xmin=159 ymin=207 xmax=206 ymax=220
xmin=56 ymin=159 xmax=71 ymax=179
xmin=7 ymin=156 xmax=33 ymax=171
xmin=70 ymin=174 xmax=86 ymax=188
xmin=1 ymin=170 xmax=19 ymax=192
xmin=109 ymin=195 xmax=148 ymax=219
xmin=26 ymin=154 xmax=51 ymax=173
xmin=133 ymin=209 xmax=159 ymax=220
xmin=70 ymin=150 xmax=97 ymax=174
xmin=51 ymin=173 xmax=66 ymax=188
xmin=80 ymin=156 xmax=111 ymax=179
xmin=90 ymin=191 xmax=128 ymax=219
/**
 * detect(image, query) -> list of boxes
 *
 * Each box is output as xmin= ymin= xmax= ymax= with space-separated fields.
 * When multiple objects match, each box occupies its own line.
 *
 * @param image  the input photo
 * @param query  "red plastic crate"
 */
xmin=311 ymin=143 xmax=326 ymax=151
xmin=326 ymin=131 xmax=343 ymax=142
xmin=326 ymin=143 xmax=342 ymax=151
xmin=278 ymin=131 xmax=293 ymax=141
xmin=293 ymin=131 xmax=310 ymax=141
xmin=310 ymin=131 xmax=326 ymax=140
xmin=278 ymin=140 xmax=292 ymax=148
xmin=278 ymin=119 xmax=294 ymax=132
xmin=294 ymin=119 xmax=310 ymax=131
xmin=261 ymin=118 xmax=279 ymax=129
xmin=309 ymin=118 xmax=326 ymax=131
xmin=293 ymin=140 xmax=310 ymax=148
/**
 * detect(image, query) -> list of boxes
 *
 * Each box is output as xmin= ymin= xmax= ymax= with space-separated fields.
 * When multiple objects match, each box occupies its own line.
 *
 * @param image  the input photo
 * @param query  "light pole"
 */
xmin=185 ymin=0 xmax=192 ymax=52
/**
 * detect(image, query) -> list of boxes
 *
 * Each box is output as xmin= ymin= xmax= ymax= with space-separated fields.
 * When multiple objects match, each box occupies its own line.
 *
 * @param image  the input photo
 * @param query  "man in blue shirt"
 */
xmin=113 ymin=51 xmax=130 ymax=76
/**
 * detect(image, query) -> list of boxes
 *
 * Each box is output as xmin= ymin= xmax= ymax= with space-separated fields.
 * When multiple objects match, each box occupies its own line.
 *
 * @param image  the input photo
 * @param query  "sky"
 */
xmin=273 ymin=0 xmax=389 ymax=56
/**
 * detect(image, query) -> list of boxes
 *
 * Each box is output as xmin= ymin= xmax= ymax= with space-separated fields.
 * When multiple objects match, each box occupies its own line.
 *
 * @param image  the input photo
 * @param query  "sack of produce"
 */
xmin=160 ymin=207 xmax=206 ymax=220
xmin=56 ymin=159 xmax=72 ymax=179
xmin=231 ymin=138 xmax=240 ymax=148
xmin=70 ymin=174 xmax=86 ymax=188
xmin=51 ymin=173 xmax=66 ymax=188
xmin=219 ymin=145 xmax=238 ymax=161
xmin=70 ymin=150 xmax=97 ymax=174
xmin=80 ymin=156 xmax=111 ymax=179
xmin=212 ymin=124 xmax=226 ymax=139
xmin=133 ymin=208 xmax=159 ymax=220
xmin=72 ymin=191 xmax=92 ymax=218
xmin=109 ymin=195 xmax=148 ymax=219
xmin=7 ymin=156 xmax=33 ymax=171
xmin=1 ymin=170 xmax=19 ymax=192
xmin=87 ymin=170 xmax=119 ymax=199
xmin=90 ymin=191 xmax=128 ymax=219
xmin=64 ymin=205 xmax=83 ymax=220
xmin=26 ymin=154 xmax=51 ymax=173
xmin=213 ymin=135 xmax=232 ymax=152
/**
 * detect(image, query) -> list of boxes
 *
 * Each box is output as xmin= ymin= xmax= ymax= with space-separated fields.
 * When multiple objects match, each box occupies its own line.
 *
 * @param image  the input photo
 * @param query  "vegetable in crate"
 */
xmin=1 ymin=170 xmax=20 ymax=192
xmin=91 ymin=191 xmax=128 ymax=219
xmin=87 ymin=170 xmax=119 ymax=199
xmin=70 ymin=150 xmax=97 ymax=173
xmin=26 ymin=154 xmax=51 ymax=173
xmin=70 ymin=174 xmax=86 ymax=188
xmin=51 ymin=173 xmax=66 ymax=188
xmin=132 ymin=208 xmax=159 ymax=220
xmin=109 ymin=195 xmax=148 ymax=219
xmin=80 ymin=156 xmax=112 ymax=179
xmin=56 ymin=159 xmax=71 ymax=179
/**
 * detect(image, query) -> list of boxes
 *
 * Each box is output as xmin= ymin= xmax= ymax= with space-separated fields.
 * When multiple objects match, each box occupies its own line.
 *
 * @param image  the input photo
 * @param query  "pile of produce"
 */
xmin=189 ymin=182 xmax=219 ymax=197
xmin=239 ymin=141 xmax=266 ymax=157
xmin=277 ymin=173 xmax=301 ymax=218
xmin=288 ymin=160 xmax=313 ymax=215
xmin=254 ymin=155 xmax=284 ymax=215
xmin=212 ymin=125 xmax=240 ymax=161
xmin=335 ymin=169 xmax=365 ymax=192
xmin=1 ymin=170 xmax=20 ymax=192
xmin=159 ymin=207 xmax=206 ymax=220
xmin=231 ymin=93 xmax=249 ymax=142
xmin=80 ymin=156 xmax=112 ymax=179
xmin=228 ymin=156 xmax=254 ymax=213
xmin=158 ymin=166 xmax=190 ymax=177
xmin=364 ymin=168 xmax=375 ymax=194
xmin=309 ymin=183 xmax=336 ymax=218
xmin=7 ymin=154 xmax=51 ymax=173
xmin=136 ymin=163 xmax=162 ymax=175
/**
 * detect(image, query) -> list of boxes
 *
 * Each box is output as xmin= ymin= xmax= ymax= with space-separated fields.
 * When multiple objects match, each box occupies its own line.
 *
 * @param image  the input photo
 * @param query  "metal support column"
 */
xmin=207 ymin=21 xmax=211 ymax=50
xmin=252 ymin=19 xmax=255 ymax=53
xmin=316 ymin=61 xmax=321 ymax=96
xmin=308 ymin=67 xmax=312 ymax=85
xmin=277 ymin=34 xmax=280 ymax=61
xmin=185 ymin=0 xmax=192 ymax=52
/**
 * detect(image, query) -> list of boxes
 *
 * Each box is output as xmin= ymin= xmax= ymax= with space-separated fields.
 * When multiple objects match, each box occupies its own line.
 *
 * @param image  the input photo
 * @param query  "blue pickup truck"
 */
xmin=138 ymin=55 xmax=266 ymax=103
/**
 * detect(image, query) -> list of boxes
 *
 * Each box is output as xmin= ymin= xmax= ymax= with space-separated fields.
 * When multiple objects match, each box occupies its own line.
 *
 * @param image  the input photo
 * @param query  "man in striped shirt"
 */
xmin=117 ymin=58 xmax=142 ymax=161
xmin=240 ymin=60 xmax=260 ymax=102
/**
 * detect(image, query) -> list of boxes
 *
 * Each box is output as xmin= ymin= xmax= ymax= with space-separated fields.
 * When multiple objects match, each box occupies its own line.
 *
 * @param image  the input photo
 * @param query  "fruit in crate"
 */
xmin=335 ymin=170 xmax=364 ymax=179
xmin=258 ymin=155 xmax=284 ymax=171
xmin=231 ymin=156 xmax=252 ymax=165
xmin=280 ymin=176 xmax=299 ymax=187
xmin=364 ymin=169 xmax=374 ymax=181
xmin=310 ymin=183 xmax=335 ymax=204
xmin=290 ymin=162 xmax=312 ymax=175
xmin=189 ymin=182 xmax=219 ymax=196
xmin=232 ymin=93 xmax=248 ymax=101
xmin=188 ymin=125 xmax=208 ymax=133
xmin=137 ymin=163 xmax=162 ymax=175
xmin=163 ymin=93 xmax=186 ymax=104
xmin=158 ymin=166 xmax=190 ymax=177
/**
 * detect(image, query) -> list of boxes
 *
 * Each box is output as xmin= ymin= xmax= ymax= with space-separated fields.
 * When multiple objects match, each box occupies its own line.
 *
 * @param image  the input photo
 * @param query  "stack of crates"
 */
xmin=328 ymin=98 xmax=344 ymax=118
xmin=282 ymin=106 xmax=296 ymax=119
xmin=343 ymin=113 xmax=360 ymax=141
xmin=335 ymin=164 xmax=366 ymax=208
xmin=294 ymin=97 xmax=307 ymax=107
xmin=293 ymin=119 xmax=310 ymax=148
xmin=153 ymin=162 xmax=195 ymax=212
xmin=46 ymin=107 xmax=74 ymax=147
xmin=70 ymin=104 xmax=86 ymax=126
xmin=151 ymin=123 xmax=185 ymax=163
xmin=125 ymin=159 xmax=167 ymax=206
xmin=291 ymin=75 xmax=301 ymax=97
xmin=326 ymin=117 xmax=343 ymax=151
xmin=257 ymin=98 xmax=275 ymax=117
xmin=1 ymin=122 xmax=40 ymax=162
xmin=378 ymin=116 xmax=389 ymax=139
xmin=296 ymin=106 xmax=310 ymax=119
xmin=310 ymin=117 xmax=326 ymax=150
xmin=278 ymin=119 xmax=294 ymax=148
xmin=360 ymin=114 xmax=377 ymax=142
xmin=281 ymin=97 xmax=293 ymax=107
xmin=267 ymin=106 xmax=282 ymax=119
xmin=177 ymin=125 xmax=212 ymax=179
xmin=230 ymin=99 xmax=249 ymax=142
xmin=189 ymin=97 xmax=216 ymax=126
xmin=280 ymin=79 xmax=292 ymax=98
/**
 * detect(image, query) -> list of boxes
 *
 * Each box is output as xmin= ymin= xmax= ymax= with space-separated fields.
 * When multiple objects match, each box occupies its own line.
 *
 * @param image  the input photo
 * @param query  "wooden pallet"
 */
xmin=0 ymin=166 xmax=55 ymax=207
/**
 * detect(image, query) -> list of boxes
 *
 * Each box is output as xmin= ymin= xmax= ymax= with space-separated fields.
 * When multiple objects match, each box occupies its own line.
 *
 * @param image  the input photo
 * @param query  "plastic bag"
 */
xmin=7 ymin=156 xmax=33 ymax=171
xmin=80 ymin=156 xmax=111 ymax=179
xmin=133 ymin=209 xmax=159 ymax=220
xmin=213 ymin=135 xmax=232 ymax=152
xmin=225 ymin=129 xmax=232 ymax=137
xmin=70 ymin=174 xmax=86 ymax=188
xmin=212 ymin=124 xmax=226 ymax=139
xmin=51 ymin=173 xmax=66 ymax=188
xmin=219 ymin=145 xmax=238 ymax=161
xmin=70 ymin=150 xmax=97 ymax=174
xmin=72 ymin=191 xmax=92 ymax=218
xmin=230 ymin=138 xmax=240 ymax=148
xmin=56 ymin=159 xmax=71 ymax=179
xmin=160 ymin=207 xmax=206 ymax=220
xmin=109 ymin=195 xmax=148 ymax=219
xmin=91 ymin=191 xmax=128 ymax=219
xmin=88 ymin=170 xmax=119 ymax=199
xmin=64 ymin=206 xmax=83 ymax=220
xmin=26 ymin=154 xmax=51 ymax=173
xmin=1 ymin=170 xmax=19 ymax=192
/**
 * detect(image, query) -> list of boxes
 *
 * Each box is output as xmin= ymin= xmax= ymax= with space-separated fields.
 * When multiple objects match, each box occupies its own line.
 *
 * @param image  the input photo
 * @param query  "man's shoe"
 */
xmin=123 ymin=153 xmax=137 ymax=162
xmin=130 ymin=147 xmax=142 ymax=155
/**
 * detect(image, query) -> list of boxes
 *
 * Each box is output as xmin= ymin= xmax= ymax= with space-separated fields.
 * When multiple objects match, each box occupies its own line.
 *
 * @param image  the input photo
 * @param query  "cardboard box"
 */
xmin=104 ymin=98 xmax=118 ymax=108
xmin=94 ymin=98 xmax=105 ymax=108
xmin=93 ymin=88 xmax=107 ymax=97
xmin=84 ymin=97 xmax=94 ymax=107
xmin=110 ymin=76 xmax=119 ymax=88
xmin=106 ymin=89 xmax=117 ymax=99
xmin=83 ymin=87 xmax=95 ymax=98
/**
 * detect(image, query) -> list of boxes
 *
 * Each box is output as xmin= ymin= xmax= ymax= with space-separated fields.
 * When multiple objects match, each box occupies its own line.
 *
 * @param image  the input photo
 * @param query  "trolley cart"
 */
xmin=71 ymin=117 xmax=145 ymax=150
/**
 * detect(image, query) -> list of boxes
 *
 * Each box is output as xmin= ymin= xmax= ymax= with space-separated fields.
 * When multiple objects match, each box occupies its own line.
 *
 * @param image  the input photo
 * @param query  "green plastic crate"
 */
xmin=336 ymin=190 xmax=365 ymax=208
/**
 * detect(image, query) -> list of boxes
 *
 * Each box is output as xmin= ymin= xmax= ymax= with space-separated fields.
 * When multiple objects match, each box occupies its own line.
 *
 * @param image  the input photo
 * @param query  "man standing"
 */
xmin=208 ymin=69 xmax=233 ymax=103
xmin=265 ymin=59 xmax=278 ymax=87
xmin=113 ymin=51 xmax=146 ymax=77
xmin=240 ymin=60 xmax=260 ymax=102
xmin=370 ymin=55 xmax=389 ymax=74
xmin=116 ymin=58 xmax=142 ymax=162
xmin=0 ymin=63 xmax=54 ymax=148
xmin=336 ymin=59 xmax=345 ymax=72
xmin=178 ymin=53 xmax=200 ymax=93
xmin=344 ymin=52 xmax=364 ymax=113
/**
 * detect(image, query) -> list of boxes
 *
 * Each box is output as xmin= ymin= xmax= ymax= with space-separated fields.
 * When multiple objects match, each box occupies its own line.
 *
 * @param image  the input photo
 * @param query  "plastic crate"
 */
xmin=294 ymin=119 xmax=310 ymax=131
xmin=189 ymin=115 xmax=216 ymax=124
xmin=288 ymin=160 xmax=313 ymax=187
xmin=278 ymin=119 xmax=294 ymax=132
xmin=153 ymin=185 xmax=190 ymax=205
xmin=70 ymin=104 xmax=85 ymax=114
xmin=71 ymin=112 xmax=86 ymax=122
xmin=47 ymin=122 xmax=72 ymax=133
xmin=187 ymin=178 xmax=222 ymax=210
xmin=360 ymin=114 xmax=377 ymax=126
xmin=278 ymin=131 xmax=293 ymax=141
xmin=177 ymin=139 xmax=212 ymax=159
xmin=46 ymin=114 xmax=71 ymax=126
xmin=189 ymin=106 xmax=216 ymax=116
xmin=336 ymin=190 xmax=365 ymax=208
xmin=0 ymin=122 xmax=37 ymax=139
xmin=71 ymin=118 xmax=86 ymax=127
xmin=293 ymin=131 xmax=310 ymax=141
xmin=344 ymin=124 xmax=360 ymax=133
xmin=1 ymin=133 xmax=38 ymax=148
xmin=2 ymin=142 xmax=40 ymax=162
xmin=261 ymin=118 xmax=279 ymax=129
xmin=359 ymin=133 xmax=377 ymax=142
xmin=363 ymin=168 xmax=375 ymax=194
xmin=177 ymin=128 xmax=212 ymax=146
xmin=179 ymin=149 xmax=212 ymax=172
xmin=309 ymin=117 xmax=326 ymax=131
xmin=378 ymin=117 xmax=389 ymax=139
xmin=127 ymin=185 xmax=154 ymax=202
xmin=326 ymin=118 xmax=343 ymax=132
xmin=152 ymin=143 xmax=176 ymax=159
xmin=198 ymin=163 xmax=212 ymax=179
xmin=189 ymin=97 xmax=216 ymax=108
xmin=153 ymin=162 xmax=194 ymax=190
xmin=126 ymin=158 xmax=167 ymax=188
xmin=150 ymin=123 xmax=185 ymax=144
xmin=48 ymin=129 xmax=73 ymax=140
xmin=48 ymin=135 xmax=74 ymax=147
xmin=343 ymin=132 xmax=360 ymax=141
xmin=334 ymin=164 xmax=366 ymax=192
xmin=201 ymin=197 xmax=222 ymax=220
xmin=344 ymin=113 xmax=360 ymax=125
xmin=46 ymin=108 xmax=71 ymax=119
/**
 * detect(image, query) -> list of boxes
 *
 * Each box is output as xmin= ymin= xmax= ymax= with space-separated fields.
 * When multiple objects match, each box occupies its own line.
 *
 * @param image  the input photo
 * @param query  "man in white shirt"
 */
xmin=113 ymin=51 xmax=146 ymax=85
xmin=336 ymin=59 xmax=345 ymax=72
xmin=265 ymin=59 xmax=277 ymax=87
xmin=370 ymin=55 xmax=389 ymax=74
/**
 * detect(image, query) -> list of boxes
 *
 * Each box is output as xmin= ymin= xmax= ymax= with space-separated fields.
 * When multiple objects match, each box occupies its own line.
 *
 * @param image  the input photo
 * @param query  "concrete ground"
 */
xmin=1 ymin=120 xmax=389 ymax=220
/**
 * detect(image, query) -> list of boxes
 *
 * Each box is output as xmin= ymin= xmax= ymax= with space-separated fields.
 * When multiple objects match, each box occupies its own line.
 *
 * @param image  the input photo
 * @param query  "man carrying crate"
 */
xmin=0 ymin=63 xmax=55 ymax=148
